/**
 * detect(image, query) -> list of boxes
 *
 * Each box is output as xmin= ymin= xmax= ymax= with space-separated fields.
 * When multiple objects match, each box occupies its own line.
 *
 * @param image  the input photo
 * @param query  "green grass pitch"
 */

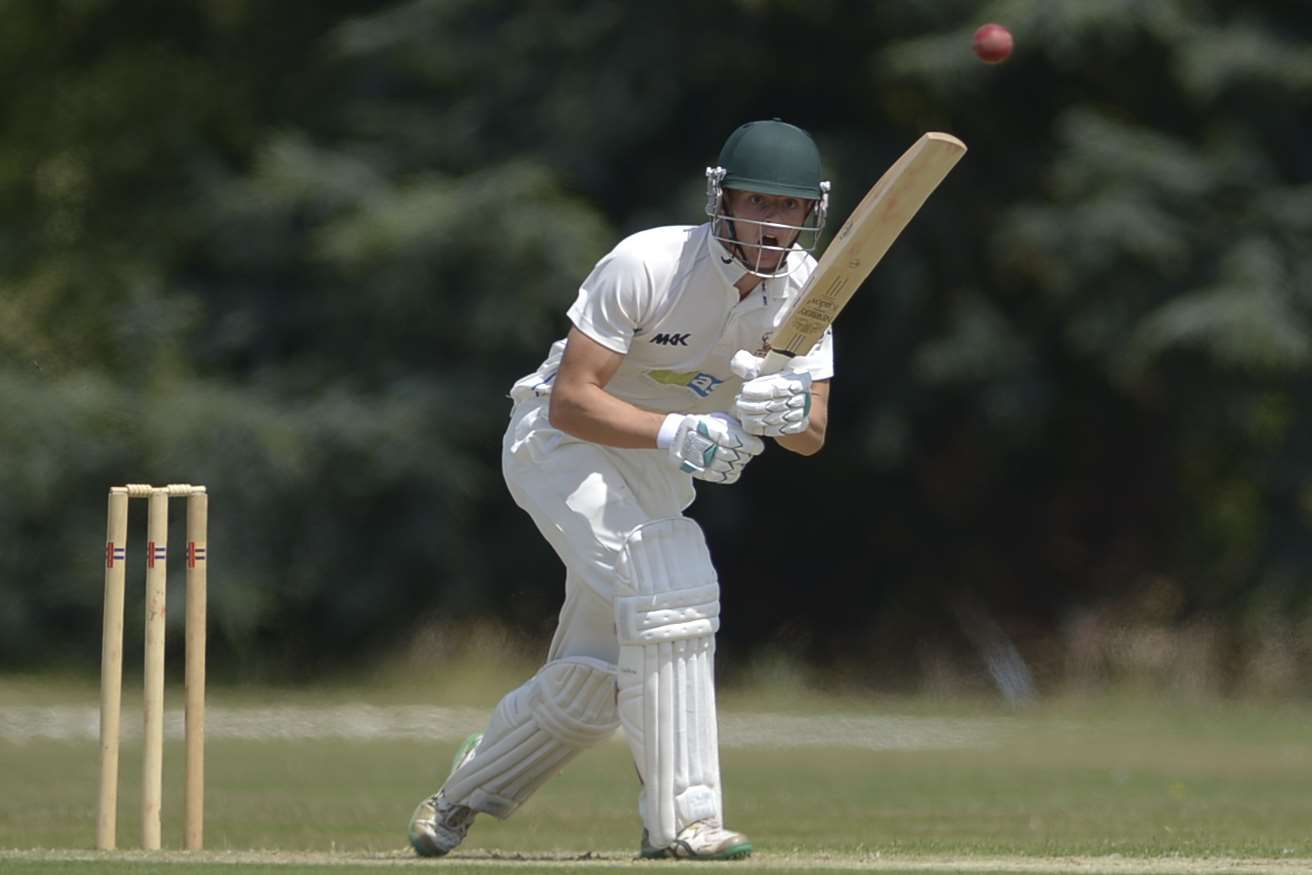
xmin=2 ymin=674 xmax=1310 ymax=874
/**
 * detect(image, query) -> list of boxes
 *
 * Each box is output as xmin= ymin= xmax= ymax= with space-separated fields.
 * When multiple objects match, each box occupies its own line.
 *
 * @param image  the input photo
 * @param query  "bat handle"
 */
xmin=758 ymin=349 xmax=795 ymax=377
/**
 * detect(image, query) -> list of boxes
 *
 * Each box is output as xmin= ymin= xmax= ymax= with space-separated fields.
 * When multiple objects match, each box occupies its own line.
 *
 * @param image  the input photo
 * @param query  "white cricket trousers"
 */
xmin=501 ymin=397 xmax=696 ymax=662
xmin=479 ymin=397 xmax=727 ymax=841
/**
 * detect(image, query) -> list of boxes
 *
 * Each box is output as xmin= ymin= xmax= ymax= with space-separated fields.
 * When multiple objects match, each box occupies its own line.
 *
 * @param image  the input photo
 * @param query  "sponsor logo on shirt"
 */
xmin=649 ymin=332 xmax=691 ymax=346
xmin=646 ymin=369 xmax=724 ymax=398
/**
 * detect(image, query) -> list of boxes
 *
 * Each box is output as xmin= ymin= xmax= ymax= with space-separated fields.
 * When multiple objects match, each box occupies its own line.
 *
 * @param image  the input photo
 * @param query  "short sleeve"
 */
xmin=565 ymin=247 xmax=653 ymax=354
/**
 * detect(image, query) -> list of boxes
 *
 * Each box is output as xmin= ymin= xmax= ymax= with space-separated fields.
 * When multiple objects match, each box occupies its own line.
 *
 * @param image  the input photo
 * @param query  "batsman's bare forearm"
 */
xmin=548 ymin=327 xmax=666 ymax=448
xmin=774 ymin=425 xmax=824 ymax=456
xmin=548 ymin=381 xmax=666 ymax=449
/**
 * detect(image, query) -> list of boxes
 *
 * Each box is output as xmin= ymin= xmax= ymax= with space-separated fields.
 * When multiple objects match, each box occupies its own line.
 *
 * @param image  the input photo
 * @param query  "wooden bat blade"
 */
xmin=766 ymin=132 xmax=966 ymax=363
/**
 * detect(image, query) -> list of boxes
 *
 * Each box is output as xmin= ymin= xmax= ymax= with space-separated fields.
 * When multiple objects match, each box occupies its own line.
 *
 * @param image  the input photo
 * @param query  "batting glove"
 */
xmin=730 ymin=350 xmax=812 ymax=437
xmin=658 ymin=412 xmax=764 ymax=484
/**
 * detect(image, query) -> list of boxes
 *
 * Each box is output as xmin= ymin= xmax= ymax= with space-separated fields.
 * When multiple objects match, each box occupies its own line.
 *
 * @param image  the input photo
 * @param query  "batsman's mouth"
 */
xmin=748 ymin=236 xmax=783 ymax=265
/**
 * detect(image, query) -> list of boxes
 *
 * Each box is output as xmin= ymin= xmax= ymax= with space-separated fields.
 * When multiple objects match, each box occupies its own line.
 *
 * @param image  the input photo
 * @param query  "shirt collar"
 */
xmin=707 ymin=226 xmax=751 ymax=289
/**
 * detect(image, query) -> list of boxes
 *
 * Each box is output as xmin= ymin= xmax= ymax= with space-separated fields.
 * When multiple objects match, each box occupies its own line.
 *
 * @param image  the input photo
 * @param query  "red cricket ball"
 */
xmin=973 ymin=23 xmax=1013 ymax=64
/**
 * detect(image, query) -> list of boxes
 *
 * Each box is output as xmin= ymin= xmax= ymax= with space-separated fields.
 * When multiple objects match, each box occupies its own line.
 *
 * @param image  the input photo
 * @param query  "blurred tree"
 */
xmin=2 ymin=0 xmax=1310 ymax=693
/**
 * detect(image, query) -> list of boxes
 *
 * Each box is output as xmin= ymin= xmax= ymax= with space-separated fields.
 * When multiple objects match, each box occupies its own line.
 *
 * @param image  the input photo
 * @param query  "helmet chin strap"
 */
xmin=717 ymin=208 xmax=753 ymax=267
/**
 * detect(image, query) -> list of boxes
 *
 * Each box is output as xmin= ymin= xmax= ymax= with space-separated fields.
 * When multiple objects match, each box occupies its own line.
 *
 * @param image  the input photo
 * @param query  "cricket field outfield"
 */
xmin=1 ymin=665 xmax=1310 ymax=875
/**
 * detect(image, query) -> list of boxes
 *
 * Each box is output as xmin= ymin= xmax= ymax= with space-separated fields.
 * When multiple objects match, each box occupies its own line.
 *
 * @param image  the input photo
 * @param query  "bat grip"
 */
xmin=759 ymin=349 xmax=795 ymax=377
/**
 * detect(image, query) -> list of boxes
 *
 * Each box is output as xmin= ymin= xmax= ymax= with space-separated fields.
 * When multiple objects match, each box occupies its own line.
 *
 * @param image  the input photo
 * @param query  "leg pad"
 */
xmin=615 ymin=518 xmax=723 ymax=848
xmin=443 ymin=656 xmax=619 ymax=818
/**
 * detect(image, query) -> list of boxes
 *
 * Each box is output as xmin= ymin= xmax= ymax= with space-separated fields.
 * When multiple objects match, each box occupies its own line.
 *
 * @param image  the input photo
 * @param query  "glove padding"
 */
xmin=666 ymin=413 xmax=764 ymax=484
xmin=730 ymin=350 xmax=812 ymax=437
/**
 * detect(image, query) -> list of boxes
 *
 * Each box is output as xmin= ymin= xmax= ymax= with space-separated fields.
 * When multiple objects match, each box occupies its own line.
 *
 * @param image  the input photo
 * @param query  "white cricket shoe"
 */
xmin=640 ymin=820 xmax=753 ymax=860
xmin=407 ymin=732 xmax=482 ymax=857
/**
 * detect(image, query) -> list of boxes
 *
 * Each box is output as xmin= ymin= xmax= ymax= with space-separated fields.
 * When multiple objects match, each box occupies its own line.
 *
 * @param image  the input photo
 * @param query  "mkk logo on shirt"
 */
xmin=650 ymin=332 xmax=691 ymax=346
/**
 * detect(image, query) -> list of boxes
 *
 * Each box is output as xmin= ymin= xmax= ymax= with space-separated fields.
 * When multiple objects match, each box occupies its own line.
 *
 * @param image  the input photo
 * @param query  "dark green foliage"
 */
xmin=2 ymin=1 xmax=1309 ymax=689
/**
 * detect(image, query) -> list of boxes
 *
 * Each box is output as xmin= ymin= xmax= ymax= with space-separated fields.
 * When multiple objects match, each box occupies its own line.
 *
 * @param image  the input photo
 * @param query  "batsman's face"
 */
xmin=723 ymin=189 xmax=815 ymax=271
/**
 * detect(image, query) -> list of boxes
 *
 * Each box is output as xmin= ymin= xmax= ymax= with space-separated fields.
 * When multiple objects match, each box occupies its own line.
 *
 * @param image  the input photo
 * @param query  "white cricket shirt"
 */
xmin=509 ymin=223 xmax=834 ymax=415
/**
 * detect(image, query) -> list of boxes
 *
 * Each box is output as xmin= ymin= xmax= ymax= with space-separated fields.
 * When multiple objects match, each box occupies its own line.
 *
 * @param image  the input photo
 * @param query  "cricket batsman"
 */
xmin=408 ymin=118 xmax=834 ymax=860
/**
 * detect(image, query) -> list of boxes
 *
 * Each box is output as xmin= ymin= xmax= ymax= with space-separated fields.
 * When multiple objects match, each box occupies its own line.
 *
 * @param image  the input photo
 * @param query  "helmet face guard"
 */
xmin=705 ymin=167 xmax=830 ymax=278
xmin=703 ymin=119 xmax=831 ymax=278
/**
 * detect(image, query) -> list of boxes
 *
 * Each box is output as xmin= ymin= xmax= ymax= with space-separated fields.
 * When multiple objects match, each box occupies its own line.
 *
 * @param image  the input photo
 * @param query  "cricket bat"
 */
xmin=759 ymin=131 xmax=967 ymax=375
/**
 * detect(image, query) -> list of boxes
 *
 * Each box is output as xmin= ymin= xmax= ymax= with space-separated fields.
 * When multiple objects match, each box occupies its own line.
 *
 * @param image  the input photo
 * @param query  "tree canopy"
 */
xmin=3 ymin=1 xmax=1310 ymax=694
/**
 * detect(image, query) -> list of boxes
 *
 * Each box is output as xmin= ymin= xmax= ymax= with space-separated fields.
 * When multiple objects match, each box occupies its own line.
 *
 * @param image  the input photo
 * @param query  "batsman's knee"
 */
xmin=616 ymin=517 xmax=720 ymax=607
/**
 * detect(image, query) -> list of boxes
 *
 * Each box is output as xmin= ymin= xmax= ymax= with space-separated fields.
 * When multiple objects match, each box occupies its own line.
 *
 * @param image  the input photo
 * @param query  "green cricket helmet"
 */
xmin=705 ymin=119 xmax=831 ymax=277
